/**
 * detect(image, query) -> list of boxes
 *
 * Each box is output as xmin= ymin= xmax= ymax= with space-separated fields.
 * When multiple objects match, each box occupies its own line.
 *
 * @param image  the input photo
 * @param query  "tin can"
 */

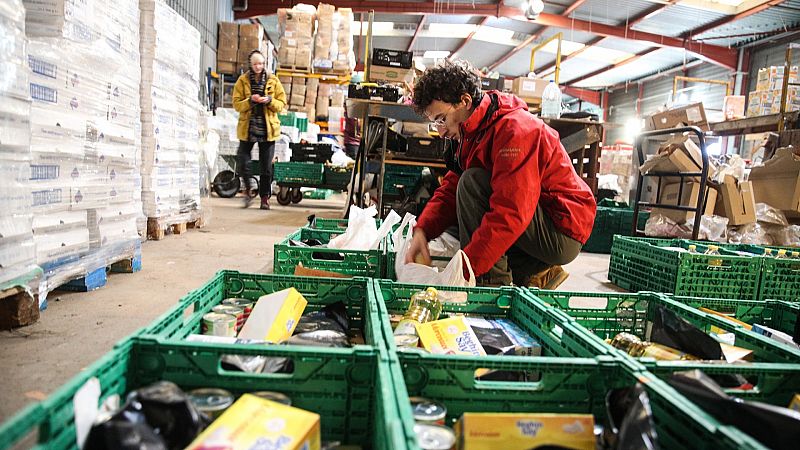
xmin=414 ymin=423 xmax=455 ymax=450
xmin=212 ymin=305 xmax=245 ymax=331
xmin=201 ymin=312 xmax=236 ymax=337
xmin=394 ymin=334 xmax=420 ymax=348
xmin=222 ymin=297 xmax=253 ymax=321
xmin=250 ymin=391 xmax=292 ymax=406
xmin=410 ymin=397 xmax=447 ymax=425
xmin=188 ymin=388 xmax=234 ymax=419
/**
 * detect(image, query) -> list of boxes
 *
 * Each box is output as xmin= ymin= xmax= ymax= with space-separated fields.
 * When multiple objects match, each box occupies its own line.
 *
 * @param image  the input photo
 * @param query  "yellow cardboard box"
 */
xmin=454 ymin=413 xmax=595 ymax=450
xmin=238 ymin=288 xmax=307 ymax=343
xmin=186 ymin=394 xmax=320 ymax=450
xmin=417 ymin=316 xmax=486 ymax=356
xmin=714 ymin=175 xmax=756 ymax=226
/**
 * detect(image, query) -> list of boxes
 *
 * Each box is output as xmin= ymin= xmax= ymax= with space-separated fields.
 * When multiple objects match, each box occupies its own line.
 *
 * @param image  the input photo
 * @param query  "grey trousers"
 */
xmin=457 ymin=168 xmax=583 ymax=286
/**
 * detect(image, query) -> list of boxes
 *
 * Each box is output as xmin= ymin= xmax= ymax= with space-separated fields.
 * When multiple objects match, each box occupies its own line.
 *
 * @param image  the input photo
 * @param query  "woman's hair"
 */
xmin=248 ymin=49 xmax=265 ymax=64
xmin=412 ymin=59 xmax=482 ymax=113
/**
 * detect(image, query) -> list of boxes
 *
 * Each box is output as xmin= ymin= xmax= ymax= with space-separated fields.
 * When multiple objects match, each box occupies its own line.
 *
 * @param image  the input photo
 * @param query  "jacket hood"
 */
xmin=462 ymin=90 xmax=529 ymax=136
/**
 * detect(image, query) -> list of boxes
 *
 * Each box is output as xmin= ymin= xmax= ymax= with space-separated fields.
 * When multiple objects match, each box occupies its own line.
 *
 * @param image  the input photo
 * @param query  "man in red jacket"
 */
xmin=405 ymin=60 xmax=596 ymax=288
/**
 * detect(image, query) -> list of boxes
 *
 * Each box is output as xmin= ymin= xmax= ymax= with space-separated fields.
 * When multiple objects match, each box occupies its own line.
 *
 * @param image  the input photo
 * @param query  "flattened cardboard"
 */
xmin=652 ymin=181 xmax=718 ymax=224
xmin=748 ymin=147 xmax=800 ymax=218
xmin=714 ymin=175 xmax=756 ymax=226
xmin=646 ymin=103 xmax=709 ymax=131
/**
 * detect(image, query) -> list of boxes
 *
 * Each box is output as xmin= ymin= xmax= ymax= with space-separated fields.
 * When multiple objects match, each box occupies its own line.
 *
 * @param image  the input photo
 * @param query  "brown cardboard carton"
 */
xmin=512 ymin=77 xmax=549 ymax=101
xmin=316 ymin=96 xmax=330 ymax=118
xmin=295 ymin=48 xmax=312 ymax=68
xmin=237 ymin=49 xmax=253 ymax=64
xmin=216 ymin=47 xmax=237 ymax=63
xmin=218 ymin=22 xmax=238 ymax=38
xmin=239 ymin=23 xmax=264 ymax=41
xmin=369 ymin=64 xmax=414 ymax=83
xmin=290 ymin=93 xmax=305 ymax=107
xmin=714 ymin=175 xmax=756 ymax=225
xmin=749 ymin=147 xmax=800 ymax=218
xmin=646 ymin=103 xmax=709 ymax=131
xmin=652 ymin=181 xmax=717 ymax=224
xmin=238 ymin=36 xmax=261 ymax=52
xmin=217 ymin=61 xmax=238 ymax=74
xmin=640 ymin=135 xmax=706 ymax=183
xmin=723 ymin=96 xmax=746 ymax=120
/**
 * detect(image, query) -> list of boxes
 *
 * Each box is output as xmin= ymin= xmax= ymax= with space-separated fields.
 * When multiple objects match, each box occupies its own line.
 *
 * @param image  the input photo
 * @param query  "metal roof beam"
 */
xmin=449 ymin=16 xmax=490 ymax=60
xmin=234 ymin=1 xmax=521 ymax=19
xmin=684 ymin=0 xmax=788 ymax=38
xmin=563 ymin=86 xmax=601 ymax=105
xmin=561 ymin=0 xmax=591 ymax=17
xmin=408 ymin=14 xmax=426 ymax=52
xmin=536 ymin=36 xmax=604 ymax=75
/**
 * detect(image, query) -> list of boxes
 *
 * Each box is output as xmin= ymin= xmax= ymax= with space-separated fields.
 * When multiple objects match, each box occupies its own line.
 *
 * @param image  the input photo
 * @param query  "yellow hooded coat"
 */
xmin=232 ymin=71 xmax=286 ymax=142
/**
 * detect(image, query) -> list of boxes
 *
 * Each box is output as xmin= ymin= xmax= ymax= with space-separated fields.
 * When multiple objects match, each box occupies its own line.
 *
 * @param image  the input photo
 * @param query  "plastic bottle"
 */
xmin=393 ymin=287 xmax=442 ymax=337
xmin=540 ymin=80 xmax=562 ymax=119
xmin=775 ymin=249 xmax=788 ymax=259
xmin=608 ymin=332 xmax=699 ymax=361
xmin=704 ymin=245 xmax=723 ymax=267
xmin=687 ymin=244 xmax=698 ymax=253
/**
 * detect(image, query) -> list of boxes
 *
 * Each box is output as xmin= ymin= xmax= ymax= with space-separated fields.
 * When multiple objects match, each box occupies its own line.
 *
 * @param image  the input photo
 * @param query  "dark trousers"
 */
xmin=237 ymin=140 xmax=275 ymax=198
xmin=457 ymin=168 xmax=583 ymax=285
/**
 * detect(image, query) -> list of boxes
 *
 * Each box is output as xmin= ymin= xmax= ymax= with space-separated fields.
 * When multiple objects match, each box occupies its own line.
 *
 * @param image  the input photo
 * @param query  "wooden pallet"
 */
xmin=146 ymin=214 xmax=205 ymax=240
xmin=278 ymin=64 xmax=311 ymax=74
xmin=0 ymin=285 xmax=38 ymax=329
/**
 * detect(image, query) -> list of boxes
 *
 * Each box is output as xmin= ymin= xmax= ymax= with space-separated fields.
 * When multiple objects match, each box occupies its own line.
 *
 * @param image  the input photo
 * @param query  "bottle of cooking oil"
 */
xmin=393 ymin=287 xmax=442 ymax=337
xmin=791 ymin=251 xmax=799 ymax=259
xmin=764 ymin=248 xmax=773 ymax=257
xmin=687 ymin=244 xmax=698 ymax=253
xmin=608 ymin=332 xmax=700 ymax=361
xmin=775 ymin=249 xmax=788 ymax=259
xmin=704 ymin=244 xmax=723 ymax=267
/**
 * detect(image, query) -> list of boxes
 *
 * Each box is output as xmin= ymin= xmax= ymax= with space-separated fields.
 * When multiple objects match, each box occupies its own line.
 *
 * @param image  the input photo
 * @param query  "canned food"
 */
xmin=410 ymin=397 xmax=447 ymax=425
xmin=250 ymin=391 xmax=292 ymax=406
xmin=222 ymin=297 xmax=253 ymax=320
xmin=212 ymin=305 xmax=245 ymax=331
xmin=188 ymin=388 xmax=234 ymax=419
xmin=394 ymin=334 xmax=420 ymax=348
xmin=201 ymin=312 xmax=237 ymax=337
xmin=414 ymin=423 xmax=455 ymax=450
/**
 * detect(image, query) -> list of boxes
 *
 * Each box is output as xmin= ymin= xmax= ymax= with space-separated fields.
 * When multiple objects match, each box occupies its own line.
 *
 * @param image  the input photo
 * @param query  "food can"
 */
xmin=414 ymin=423 xmax=455 ymax=450
xmin=201 ymin=312 xmax=237 ymax=337
xmin=212 ymin=305 xmax=245 ymax=331
xmin=410 ymin=397 xmax=447 ymax=425
xmin=222 ymin=297 xmax=253 ymax=321
xmin=394 ymin=334 xmax=420 ymax=348
xmin=250 ymin=391 xmax=292 ymax=406
xmin=188 ymin=388 xmax=234 ymax=419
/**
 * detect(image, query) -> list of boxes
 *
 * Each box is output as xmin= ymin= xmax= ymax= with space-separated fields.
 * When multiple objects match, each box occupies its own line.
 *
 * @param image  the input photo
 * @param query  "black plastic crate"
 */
xmin=405 ymin=137 xmax=445 ymax=161
xmin=480 ymin=76 xmax=504 ymax=91
xmin=290 ymin=143 xmax=334 ymax=163
xmin=371 ymin=48 xmax=413 ymax=69
xmin=348 ymin=84 xmax=402 ymax=102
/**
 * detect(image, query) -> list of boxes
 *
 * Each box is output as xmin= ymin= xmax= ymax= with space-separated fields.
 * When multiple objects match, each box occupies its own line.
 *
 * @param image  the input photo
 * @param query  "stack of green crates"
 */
xmin=723 ymin=244 xmax=800 ymax=302
xmin=274 ymin=161 xmax=325 ymax=185
xmin=278 ymin=111 xmax=308 ymax=132
xmin=382 ymin=165 xmax=424 ymax=197
xmin=273 ymin=227 xmax=384 ymax=277
xmin=583 ymin=199 xmax=650 ymax=253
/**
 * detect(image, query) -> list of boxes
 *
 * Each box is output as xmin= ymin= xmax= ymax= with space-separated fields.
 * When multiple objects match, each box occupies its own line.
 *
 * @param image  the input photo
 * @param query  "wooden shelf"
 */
xmin=384 ymin=158 xmax=446 ymax=169
xmin=276 ymin=70 xmax=351 ymax=83
xmin=346 ymin=99 xmax=425 ymax=123
xmin=709 ymin=111 xmax=799 ymax=136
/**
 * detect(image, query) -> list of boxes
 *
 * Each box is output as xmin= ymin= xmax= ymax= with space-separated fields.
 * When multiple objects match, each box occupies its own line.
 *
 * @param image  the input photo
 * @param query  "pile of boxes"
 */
xmin=511 ymin=76 xmax=550 ymax=104
xmin=369 ymin=48 xmax=415 ymax=84
xmin=278 ymin=8 xmax=314 ymax=69
xmin=0 ymin=0 xmax=37 ymax=287
xmin=139 ymin=0 xmax=203 ymax=222
xmin=24 ymin=0 xmax=144 ymax=303
xmin=216 ymin=22 xmax=269 ymax=74
xmin=279 ymin=74 xmax=346 ymax=124
xmin=747 ymin=65 xmax=799 ymax=117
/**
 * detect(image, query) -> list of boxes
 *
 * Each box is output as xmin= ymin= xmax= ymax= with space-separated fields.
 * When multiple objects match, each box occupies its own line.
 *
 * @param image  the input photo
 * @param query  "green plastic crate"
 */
xmin=307 ymin=217 xmax=382 ymax=231
xmin=526 ymin=289 xmax=800 ymax=404
xmin=323 ymin=165 xmax=352 ymax=188
xmin=389 ymin=353 xmax=766 ymax=450
xmin=303 ymin=188 xmax=335 ymax=199
xmin=274 ymin=161 xmax=324 ymax=185
xmin=382 ymin=165 xmax=424 ymax=197
xmin=609 ymin=236 xmax=762 ymax=300
xmin=0 ymin=338 xmax=407 ymax=450
xmin=729 ymin=244 xmax=800 ymax=302
xmin=583 ymin=205 xmax=650 ymax=254
xmin=278 ymin=111 xmax=308 ymax=132
xmin=274 ymin=228 xmax=383 ymax=277
xmin=668 ymin=296 xmax=799 ymax=339
xmin=139 ymin=271 xmax=384 ymax=352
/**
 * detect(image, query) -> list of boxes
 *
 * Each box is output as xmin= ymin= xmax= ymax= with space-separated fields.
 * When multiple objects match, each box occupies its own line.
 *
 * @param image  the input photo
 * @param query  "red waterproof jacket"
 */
xmin=415 ymin=91 xmax=596 ymax=276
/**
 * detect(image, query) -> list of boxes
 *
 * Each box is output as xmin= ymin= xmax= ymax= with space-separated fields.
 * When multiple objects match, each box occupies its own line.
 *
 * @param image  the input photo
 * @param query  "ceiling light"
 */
xmin=526 ymin=0 xmax=545 ymax=19
xmin=423 ymin=50 xmax=450 ymax=59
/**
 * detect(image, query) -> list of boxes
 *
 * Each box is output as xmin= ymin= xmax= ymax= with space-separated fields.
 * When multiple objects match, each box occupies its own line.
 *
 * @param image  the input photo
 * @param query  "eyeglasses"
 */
xmin=429 ymin=105 xmax=454 ymax=127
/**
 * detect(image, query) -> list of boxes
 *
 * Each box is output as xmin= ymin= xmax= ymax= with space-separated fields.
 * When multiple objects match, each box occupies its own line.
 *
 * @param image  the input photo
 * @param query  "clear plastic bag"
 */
xmin=769 ymin=225 xmax=800 ymax=247
xmin=644 ymin=214 xmax=728 ymax=242
xmin=727 ymin=223 xmax=774 ymax=245
xmin=755 ymin=203 xmax=789 ymax=226
xmin=328 ymin=206 xmax=400 ymax=250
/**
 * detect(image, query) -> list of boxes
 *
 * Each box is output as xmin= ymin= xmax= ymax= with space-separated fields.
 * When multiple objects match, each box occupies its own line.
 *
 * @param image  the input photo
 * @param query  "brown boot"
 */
xmin=260 ymin=196 xmax=270 ymax=210
xmin=526 ymin=265 xmax=569 ymax=290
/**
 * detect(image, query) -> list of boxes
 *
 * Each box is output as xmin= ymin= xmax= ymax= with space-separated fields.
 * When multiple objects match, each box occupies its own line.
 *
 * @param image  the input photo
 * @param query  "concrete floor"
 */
xmin=0 ymin=194 xmax=618 ymax=423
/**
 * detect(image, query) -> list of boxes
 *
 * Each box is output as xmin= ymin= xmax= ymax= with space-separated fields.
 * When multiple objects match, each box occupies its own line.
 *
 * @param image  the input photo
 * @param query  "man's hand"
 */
xmin=405 ymin=228 xmax=432 ymax=266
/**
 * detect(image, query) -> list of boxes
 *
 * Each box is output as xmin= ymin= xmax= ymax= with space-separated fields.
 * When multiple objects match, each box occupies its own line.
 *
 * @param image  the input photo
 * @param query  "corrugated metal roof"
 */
xmin=410 ymin=37 xmax=465 ymax=53
xmin=538 ymin=27 xmax=598 ymax=45
xmin=630 ymin=5 xmax=728 ymax=37
xmin=426 ymin=14 xmax=482 ymax=25
xmin=557 ymin=56 xmax=617 ymax=82
xmin=573 ymin=47 xmax=693 ymax=87
xmin=594 ymin=36 xmax=652 ymax=54
xmin=463 ymin=41 xmax=517 ymax=70
xmin=484 ymin=17 xmax=542 ymax=34
xmin=569 ymin=0 xmax=656 ymax=27
xmin=692 ymin=0 xmax=800 ymax=46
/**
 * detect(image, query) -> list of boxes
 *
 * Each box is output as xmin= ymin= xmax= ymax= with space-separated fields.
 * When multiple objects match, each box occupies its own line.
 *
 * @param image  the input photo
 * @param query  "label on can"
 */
xmin=410 ymin=397 xmax=447 ymax=425
xmin=202 ymin=312 xmax=237 ymax=337
xmin=394 ymin=319 xmax=418 ymax=337
xmin=414 ymin=423 xmax=455 ymax=450
xmin=222 ymin=297 xmax=253 ymax=319
xmin=394 ymin=334 xmax=420 ymax=348
xmin=212 ymin=305 xmax=245 ymax=331
xmin=188 ymin=388 xmax=234 ymax=419
xmin=250 ymin=391 xmax=292 ymax=406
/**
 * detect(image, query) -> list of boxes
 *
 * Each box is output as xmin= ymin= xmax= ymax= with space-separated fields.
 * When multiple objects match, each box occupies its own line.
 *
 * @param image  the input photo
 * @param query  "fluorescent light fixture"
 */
xmin=423 ymin=50 xmax=451 ymax=59
xmin=625 ymin=117 xmax=643 ymax=138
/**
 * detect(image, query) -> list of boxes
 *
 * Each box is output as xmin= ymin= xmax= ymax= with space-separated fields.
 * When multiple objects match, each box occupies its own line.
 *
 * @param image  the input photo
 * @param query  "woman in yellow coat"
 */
xmin=232 ymin=50 xmax=286 ymax=209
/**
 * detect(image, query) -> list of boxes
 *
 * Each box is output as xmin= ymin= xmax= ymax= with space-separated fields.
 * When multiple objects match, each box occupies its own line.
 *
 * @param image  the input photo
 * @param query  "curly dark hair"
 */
xmin=412 ymin=59 xmax=482 ymax=114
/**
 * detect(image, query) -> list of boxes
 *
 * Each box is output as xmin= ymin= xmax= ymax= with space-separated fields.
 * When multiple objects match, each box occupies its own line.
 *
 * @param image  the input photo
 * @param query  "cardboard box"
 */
xmin=723 ymin=95 xmax=745 ymax=120
xmin=511 ymin=77 xmax=549 ymax=101
xmin=640 ymin=135 xmax=705 ymax=183
xmin=216 ymin=47 xmax=237 ymax=63
xmin=238 ymin=288 xmax=307 ymax=343
xmin=186 ymin=395 xmax=320 ymax=450
xmin=369 ymin=64 xmax=414 ymax=84
xmin=454 ymin=413 xmax=595 ymax=450
xmin=749 ymin=147 xmax=800 ymax=218
xmin=290 ymin=93 xmax=305 ymax=106
xmin=216 ymin=60 xmax=238 ymax=74
xmin=295 ymin=48 xmax=312 ymax=67
xmin=238 ymin=23 xmax=264 ymax=41
xmin=315 ymin=96 xmax=330 ymax=119
xmin=417 ymin=317 xmax=486 ymax=356
xmin=218 ymin=21 xmax=238 ymax=38
xmin=237 ymin=49 xmax=253 ymax=64
xmin=652 ymin=181 xmax=718 ymax=224
xmin=646 ymin=103 xmax=709 ymax=131
xmin=714 ymin=175 xmax=756 ymax=226
xmin=279 ymin=47 xmax=297 ymax=67
xmin=238 ymin=36 xmax=260 ymax=52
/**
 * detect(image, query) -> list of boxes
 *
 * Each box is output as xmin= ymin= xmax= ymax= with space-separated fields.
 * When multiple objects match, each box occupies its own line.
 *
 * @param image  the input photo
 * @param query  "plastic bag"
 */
xmin=328 ymin=206 xmax=400 ymax=251
xmin=669 ymin=370 xmax=800 ymax=450
xmin=650 ymin=305 xmax=722 ymax=360
xmin=755 ymin=202 xmax=789 ymax=226
xmin=290 ymin=301 xmax=351 ymax=347
xmin=605 ymin=384 xmax=660 ymax=450
xmin=770 ymin=224 xmax=800 ymax=247
xmin=644 ymin=214 xmax=728 ymax=242
xmin=428 ymin=231 xmax=460 ymax=259
xmin=713 ymin=154 xmax=746 ymax=183
xmin=727 ymin=223 xmax=773 ymax=245
xmin=394 ymin=221 xmax=475 ymax=292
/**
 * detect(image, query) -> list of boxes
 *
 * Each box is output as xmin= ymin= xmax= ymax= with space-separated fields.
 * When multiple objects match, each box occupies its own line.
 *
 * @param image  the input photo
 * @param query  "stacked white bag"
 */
xmin=139 ymin=0 xmax=203 ymax=222
xmin=23 ymin=0 xmax=143 ymax=304
xmin=0 ymin=0 xmax=39 ymax=288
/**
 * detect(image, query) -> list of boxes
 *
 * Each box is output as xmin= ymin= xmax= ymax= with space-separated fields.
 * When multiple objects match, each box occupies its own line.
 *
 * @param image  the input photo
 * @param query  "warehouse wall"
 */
xmin=747 ymin=39 xmax=800 ymax=93
xmin=605 ymin=86 xmax=638 ymax=145
xmin=165 ymin=0 xmax=234 ymax=102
